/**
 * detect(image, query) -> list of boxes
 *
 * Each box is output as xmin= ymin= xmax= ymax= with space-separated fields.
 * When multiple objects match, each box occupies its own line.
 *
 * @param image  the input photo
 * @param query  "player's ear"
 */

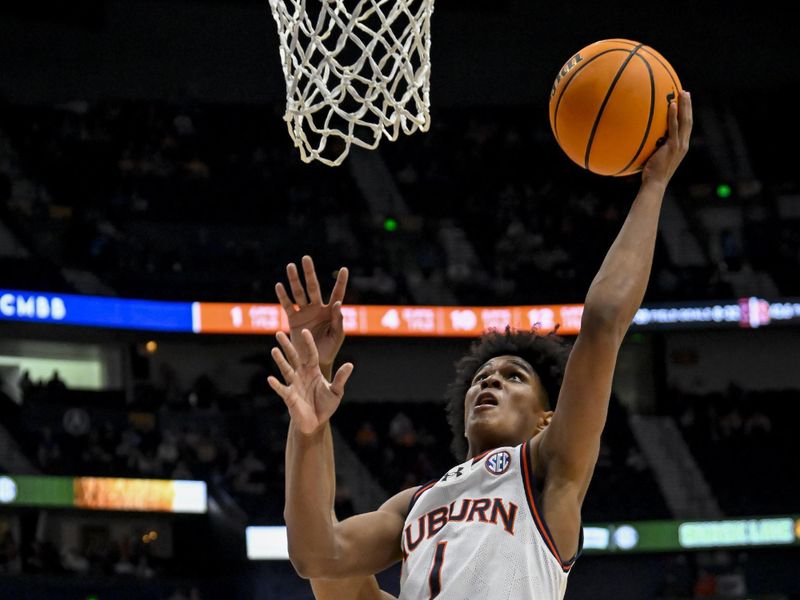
xmin=534 ymin=411 xmax=554 ymax=435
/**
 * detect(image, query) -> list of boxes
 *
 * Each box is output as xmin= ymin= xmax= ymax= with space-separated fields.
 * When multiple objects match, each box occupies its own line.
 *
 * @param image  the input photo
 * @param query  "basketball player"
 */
xmin=271 ymin=91 xmax=692 ymax=599
xmin=275 ymin=258 xmax=555 ymax=600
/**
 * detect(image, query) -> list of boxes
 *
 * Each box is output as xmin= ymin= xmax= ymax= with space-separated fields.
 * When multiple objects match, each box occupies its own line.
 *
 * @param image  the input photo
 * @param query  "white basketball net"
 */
xmin=268 ymin=0 xmax=434 ymax=166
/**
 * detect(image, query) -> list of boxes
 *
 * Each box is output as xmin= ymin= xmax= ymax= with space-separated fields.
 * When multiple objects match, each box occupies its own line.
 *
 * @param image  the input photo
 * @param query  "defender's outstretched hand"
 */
xmin=275 ymin=256 xmax=348 ymax=375
xmin=268 ymin=329 xmax=354 ymax=436
xmin=642 ymin=90 xmax=693 ymax=187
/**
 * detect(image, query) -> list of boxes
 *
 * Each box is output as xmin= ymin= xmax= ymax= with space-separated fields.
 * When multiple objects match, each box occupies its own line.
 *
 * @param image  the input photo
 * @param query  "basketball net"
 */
xmin=268 ymin=0 xmax=434 ymax=166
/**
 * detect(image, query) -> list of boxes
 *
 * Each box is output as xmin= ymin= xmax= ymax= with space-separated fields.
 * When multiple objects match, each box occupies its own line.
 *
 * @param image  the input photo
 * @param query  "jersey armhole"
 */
xmin=407 ymin=479 xmax=438 ymax=514
xmin=562 ymin=526 xmax=584 ymax=567
xmin=519 ymin=441 xmax=582 ymax=573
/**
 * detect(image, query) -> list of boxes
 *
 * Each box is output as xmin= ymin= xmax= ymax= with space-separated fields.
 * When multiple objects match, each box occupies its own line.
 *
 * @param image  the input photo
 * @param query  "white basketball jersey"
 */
xmin=398 ymin=442 xmax=581 ymax=600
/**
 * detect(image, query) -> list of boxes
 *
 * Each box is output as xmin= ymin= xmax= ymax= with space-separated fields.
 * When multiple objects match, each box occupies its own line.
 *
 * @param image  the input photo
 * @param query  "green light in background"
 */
xmin=679 ymin=518 xmax=795 ymax=549
xmin=86 ymin=595 xmax=99 ymax=600
xmin=716 ymin=184 xmax=732 ymax=199
xmin=383 ymin=218 xmax=398 ymax=232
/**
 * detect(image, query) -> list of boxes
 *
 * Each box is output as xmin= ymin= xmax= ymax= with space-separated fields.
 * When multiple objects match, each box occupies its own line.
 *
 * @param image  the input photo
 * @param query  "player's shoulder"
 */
xmin=526 ymin=432 xmax=548 ymax=480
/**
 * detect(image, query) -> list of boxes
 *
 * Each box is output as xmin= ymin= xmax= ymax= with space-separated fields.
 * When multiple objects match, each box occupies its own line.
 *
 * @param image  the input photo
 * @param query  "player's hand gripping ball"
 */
xmin=549 ymin=39 xmax=682 ymax=176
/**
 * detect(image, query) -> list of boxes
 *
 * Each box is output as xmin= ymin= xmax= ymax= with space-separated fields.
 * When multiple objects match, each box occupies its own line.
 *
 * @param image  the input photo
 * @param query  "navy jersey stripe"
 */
xmin=519 ymin=441 xmax=581 ymax=572
xmin=408 ymin=479 xmax=438 ymax=514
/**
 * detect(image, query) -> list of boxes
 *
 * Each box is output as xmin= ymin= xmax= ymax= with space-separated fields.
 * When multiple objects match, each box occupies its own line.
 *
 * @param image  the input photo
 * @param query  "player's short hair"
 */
xmin=445 ymin=327 xmax=571 ymax=460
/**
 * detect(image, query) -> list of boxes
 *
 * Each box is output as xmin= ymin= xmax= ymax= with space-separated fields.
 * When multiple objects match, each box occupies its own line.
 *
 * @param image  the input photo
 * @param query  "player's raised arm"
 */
xmin=539 ymin=92 xmax=692 ymax=494
xmin=278 ymin=257 xmax=349 ymax=522
xmin=275 ymin=258 xmax=409 ymax=586
xmin=272 ymin=330 xmax=413 ymax=578
xmin=306 ymin=430 xmax=398 ymax=599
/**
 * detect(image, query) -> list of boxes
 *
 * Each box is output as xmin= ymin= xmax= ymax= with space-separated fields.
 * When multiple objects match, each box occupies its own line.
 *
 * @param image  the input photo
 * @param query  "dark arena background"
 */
xmin=1 ymin=1 xmax=799 ymax=599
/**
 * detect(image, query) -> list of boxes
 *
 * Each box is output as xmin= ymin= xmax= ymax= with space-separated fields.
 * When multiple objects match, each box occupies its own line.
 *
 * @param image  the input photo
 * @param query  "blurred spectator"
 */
xmin=46 ymin=370 xmax=67 ymax=393
xmin=25 ymin=539 xmax=61 ymax=574
xmin=716 ymin=568 xmax=747 ymax=597
xmin=61 ymin=547 xmax=90 ymax=574
xmin=157 ymin=431 xmax=180 ymax=473
xmin=388 ymin=411 xmax=416 ymax=448
xmin=656 ymin=554 xmax=692 ymax=598
xmin=693 ymin=569 xmax=718 ymax=598
xmin=0 ymin=520 xmax=20 ymax=574
xmin=37 ymin=426 xmax=62 ymax=470
xmin=18 ymin=370 xmax=34 ymax=398
xmin=231 ymin=449 xmax=267 ymax=496
xmin=743 ymin=408 xmax=772 ymax=437
xmin=355 ymin=420 xmax=379 ymax=450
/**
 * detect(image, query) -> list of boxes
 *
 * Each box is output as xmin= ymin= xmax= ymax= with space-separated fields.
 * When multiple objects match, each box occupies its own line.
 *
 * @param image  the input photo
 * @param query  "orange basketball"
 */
xmin=549 ymin=39 xmax=682 ymax=176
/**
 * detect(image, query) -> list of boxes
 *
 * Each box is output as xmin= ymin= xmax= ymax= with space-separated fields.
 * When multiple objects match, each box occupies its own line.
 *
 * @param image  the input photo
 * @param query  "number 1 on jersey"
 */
xmin=428 ymin=541 xmax=448 ymax=599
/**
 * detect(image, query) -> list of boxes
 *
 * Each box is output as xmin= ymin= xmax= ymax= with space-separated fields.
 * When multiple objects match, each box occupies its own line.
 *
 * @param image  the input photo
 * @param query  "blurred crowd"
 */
xmin=0 ymin=518 xmax=161 ymax=580
xmin=667 ymin=384 xmax=795 ymax=515
xmin=4 ymin=367 xmax=285 ymax=525
xmin=1 ymin=98 xmax=797 ymax=307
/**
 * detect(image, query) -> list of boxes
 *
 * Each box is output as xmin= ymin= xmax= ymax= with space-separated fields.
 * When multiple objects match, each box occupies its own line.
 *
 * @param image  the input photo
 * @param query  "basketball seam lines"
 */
xmin=551 ymin=49 xmax=630 ymax=144
xmin=615 ymin=53 xmax=655 ymax=175
xmin=584 ymin=43 xmax=644 ymax=171
xmin=609 ymin=41 xmax=680 ymax=85
xmin=582 ymin=40 xmax=681 ymax=91
xmin=639 ymin=47 xmax=680 ymax=91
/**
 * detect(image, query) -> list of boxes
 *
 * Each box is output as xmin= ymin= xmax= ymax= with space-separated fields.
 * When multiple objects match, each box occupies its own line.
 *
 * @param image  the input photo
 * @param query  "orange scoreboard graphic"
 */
xmin=193 ymin=302 xmax=585 ymax=337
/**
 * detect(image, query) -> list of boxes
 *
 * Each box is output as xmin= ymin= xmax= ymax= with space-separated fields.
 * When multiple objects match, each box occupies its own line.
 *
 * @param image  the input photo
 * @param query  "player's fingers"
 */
xmin=270 ymin=347 xmax=295 ymax=382
xmin=329 ymin=267 xmax=349 ymax=305
xmin=668 ymin=98 xmax=679 ymax=143
xmin=302 ymin=255 xmax=323 ymax=304
xmin=286 ymin=262 xmax=309 ymax=306
xmin=276 ymin=331 xmax=301 ymax=368
xmin=267 ymin=376 xmax=291 ymax=401
xmin=679 ymin=90 xmax=693 ymax=142
xmin=330 ymin=362 xmax=354 ymax=396
xmin=331 ymin=301 xmax=344 ymax=335
xmin=275 ymin=282 xmax=295 ymax=313
xmin=301 ymin=329 xmax=320 ymax=366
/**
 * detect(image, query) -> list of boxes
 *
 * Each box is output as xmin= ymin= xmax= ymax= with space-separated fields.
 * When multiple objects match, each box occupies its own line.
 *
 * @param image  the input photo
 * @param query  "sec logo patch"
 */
xmin=485 ymin=450 xmax=511 ymax=475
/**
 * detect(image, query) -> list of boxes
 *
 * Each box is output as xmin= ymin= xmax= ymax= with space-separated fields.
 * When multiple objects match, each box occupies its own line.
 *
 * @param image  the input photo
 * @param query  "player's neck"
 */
xmin=467 ymin=430 xmax=536 ymax=459
xmin=467 ymin=440 xmax=506 ymax=460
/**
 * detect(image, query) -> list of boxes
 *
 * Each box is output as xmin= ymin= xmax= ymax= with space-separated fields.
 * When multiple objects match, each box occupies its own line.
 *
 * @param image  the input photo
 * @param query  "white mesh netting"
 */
xmin=268 ymin=0 xmax=434 ymax=166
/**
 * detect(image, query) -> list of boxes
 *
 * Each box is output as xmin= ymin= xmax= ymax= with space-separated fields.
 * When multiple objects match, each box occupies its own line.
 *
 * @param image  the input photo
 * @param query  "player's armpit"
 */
xmin=293 ymin=486 xmax=417 ymax=579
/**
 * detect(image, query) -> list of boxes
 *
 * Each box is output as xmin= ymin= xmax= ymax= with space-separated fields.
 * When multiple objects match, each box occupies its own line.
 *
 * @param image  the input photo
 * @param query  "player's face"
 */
xmin=463 ymin=355 xmax=548 ymax=456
